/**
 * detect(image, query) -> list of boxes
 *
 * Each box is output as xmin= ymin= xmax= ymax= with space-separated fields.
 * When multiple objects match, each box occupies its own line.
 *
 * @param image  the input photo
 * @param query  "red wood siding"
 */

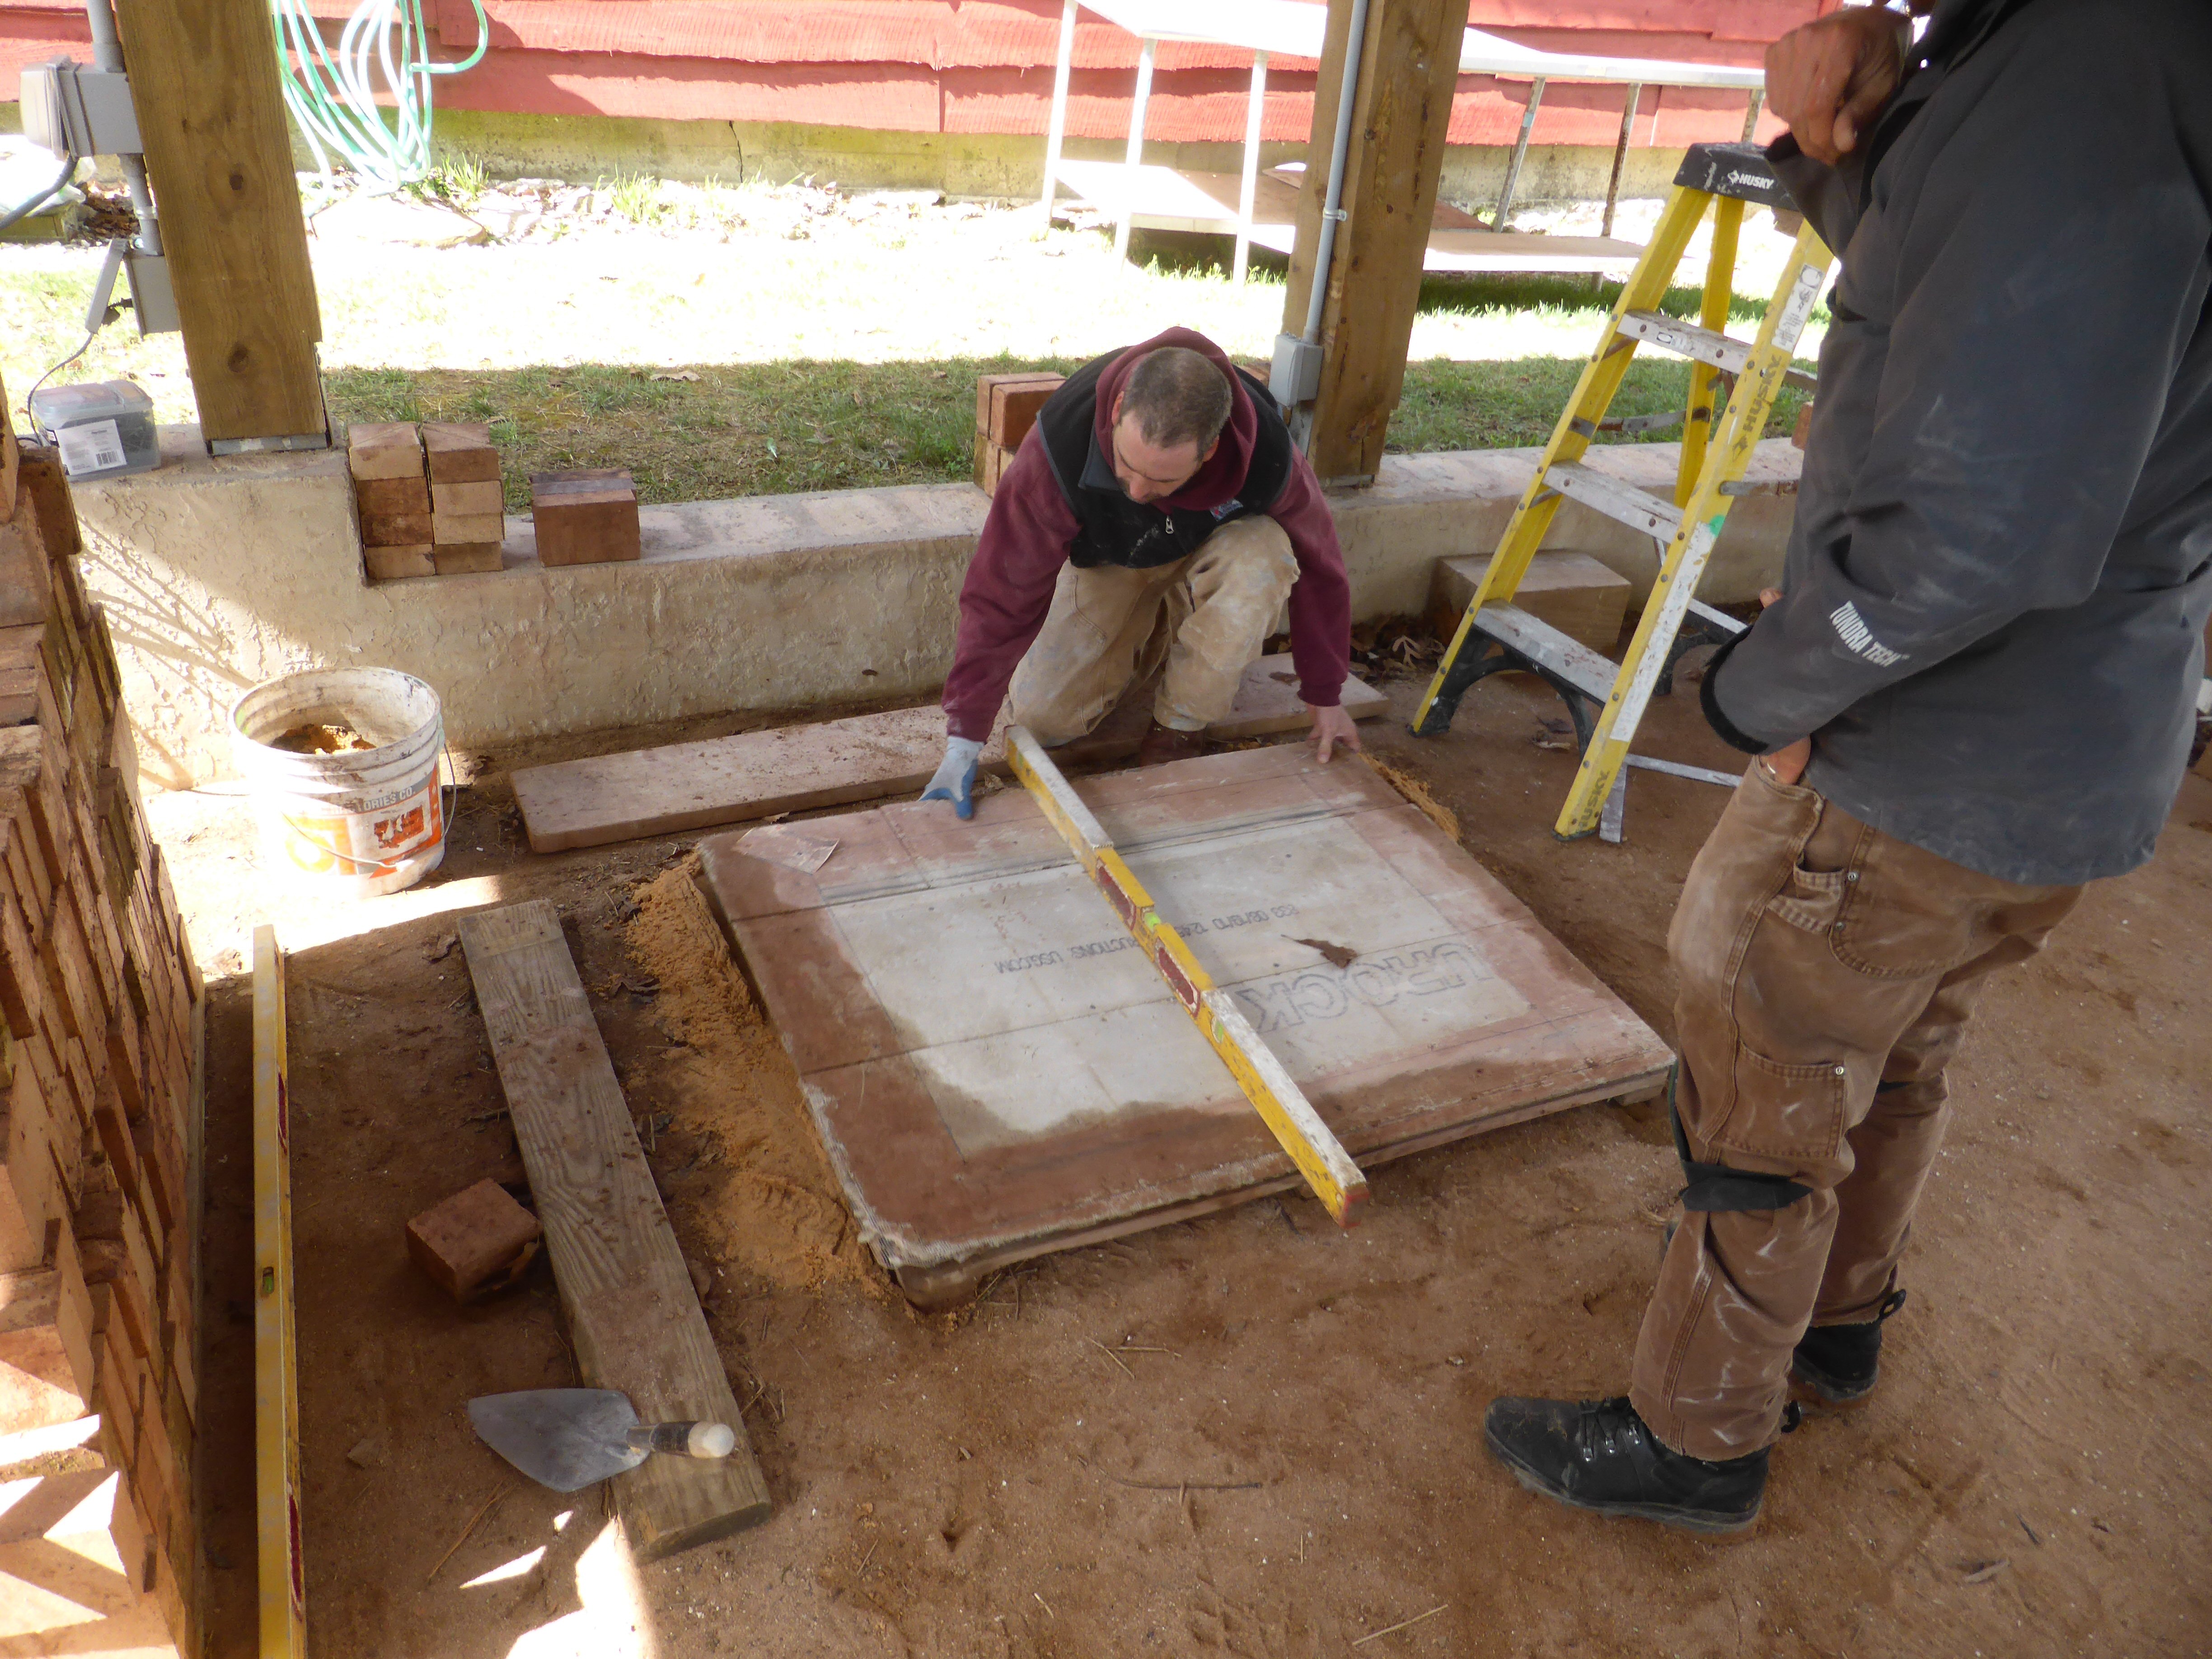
xmin=1 ymin=0 xmax=1820 ymax=149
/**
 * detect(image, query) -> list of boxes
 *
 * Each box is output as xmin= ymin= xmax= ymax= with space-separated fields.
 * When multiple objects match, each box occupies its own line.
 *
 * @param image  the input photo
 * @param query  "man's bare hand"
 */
xmin=1763 ymin=737 xmax=1814 ymax=787
xmin=1752 ymin=586 xmax=1812 ymax=784
xmin=1765 ymin=5 xmax=1910 ymax=165
xmin=1308 ymin=703 xmax=1362 ymax=764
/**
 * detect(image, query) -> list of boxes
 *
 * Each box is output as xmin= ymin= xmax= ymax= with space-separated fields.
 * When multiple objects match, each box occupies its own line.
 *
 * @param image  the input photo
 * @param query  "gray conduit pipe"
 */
xmin=1301 ymin=0 xmax=1372 ymax=349
xmin=83 ymin=0 xmax=161 ymax=258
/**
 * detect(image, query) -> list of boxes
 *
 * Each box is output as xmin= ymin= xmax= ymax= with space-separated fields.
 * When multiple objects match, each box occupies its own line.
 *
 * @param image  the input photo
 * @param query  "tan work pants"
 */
xmin=1009 ymin=515 xmax=1298 ymax=742
xmin=1629 ymin=760 xmax=2081 ymax=1461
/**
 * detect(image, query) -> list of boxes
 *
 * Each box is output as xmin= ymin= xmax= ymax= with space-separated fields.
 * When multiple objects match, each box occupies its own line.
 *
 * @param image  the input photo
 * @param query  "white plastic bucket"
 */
xmin=230 ymin=668 xmax=448 ymax=899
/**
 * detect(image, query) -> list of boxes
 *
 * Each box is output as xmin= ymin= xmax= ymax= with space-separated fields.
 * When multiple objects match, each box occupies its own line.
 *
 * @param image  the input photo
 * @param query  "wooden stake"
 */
xmin=1004 ymin=729 xmax=1368 ymax=1226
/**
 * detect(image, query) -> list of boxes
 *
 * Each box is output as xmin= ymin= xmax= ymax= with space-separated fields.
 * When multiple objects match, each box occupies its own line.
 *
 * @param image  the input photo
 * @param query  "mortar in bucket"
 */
xmin=230 ymin=668 xmax=448 ymax=899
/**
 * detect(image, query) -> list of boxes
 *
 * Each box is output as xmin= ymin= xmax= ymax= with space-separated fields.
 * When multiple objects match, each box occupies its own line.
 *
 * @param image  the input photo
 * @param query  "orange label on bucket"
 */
xmin=280 ymin=783 xmax=443 ymax=878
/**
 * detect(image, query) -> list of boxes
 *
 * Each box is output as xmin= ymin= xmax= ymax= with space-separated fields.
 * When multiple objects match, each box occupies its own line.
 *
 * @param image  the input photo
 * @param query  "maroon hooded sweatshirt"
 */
xmin=941 ymin=328 xmax=1352 ymax=742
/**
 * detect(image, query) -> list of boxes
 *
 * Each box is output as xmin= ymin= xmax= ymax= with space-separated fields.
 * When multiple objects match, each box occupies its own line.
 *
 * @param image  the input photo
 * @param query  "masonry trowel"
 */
xmin=468 ymin=1388 xmax=738 ymax=1492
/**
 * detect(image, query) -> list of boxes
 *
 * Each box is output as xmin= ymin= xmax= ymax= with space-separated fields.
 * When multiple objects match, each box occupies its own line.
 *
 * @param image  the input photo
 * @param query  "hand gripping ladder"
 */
xmin=1410 ymin=143 xmax=1833 ymax=842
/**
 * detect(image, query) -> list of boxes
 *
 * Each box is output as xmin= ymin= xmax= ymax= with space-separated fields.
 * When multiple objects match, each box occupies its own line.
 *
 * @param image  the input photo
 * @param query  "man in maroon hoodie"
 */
xmin=922 ymin=328 xmax=1356 ymax=817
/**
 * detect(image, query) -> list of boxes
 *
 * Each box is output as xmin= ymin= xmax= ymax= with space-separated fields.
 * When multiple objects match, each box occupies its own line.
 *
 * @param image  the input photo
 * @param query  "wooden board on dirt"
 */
xmin=697 ymin=745 xmax=1674 ymax=1307
xmin=457 ymin=900 xmax=771 ymax=1559
xmin=512 ymin=654 xmax=1387 ymax=853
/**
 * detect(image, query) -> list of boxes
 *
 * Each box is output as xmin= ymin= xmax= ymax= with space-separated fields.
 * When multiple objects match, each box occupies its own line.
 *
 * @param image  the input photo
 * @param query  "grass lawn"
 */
xmin=2 ymin=187 xmax=1816 ymax=505
xmin=317 ymin=352 xmax=1809 ymax=508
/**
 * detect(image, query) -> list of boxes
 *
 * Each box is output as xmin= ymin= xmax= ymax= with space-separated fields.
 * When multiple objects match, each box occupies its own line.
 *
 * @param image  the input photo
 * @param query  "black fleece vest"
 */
xmin=1036 ymin=349 xmax=1295 ymax=571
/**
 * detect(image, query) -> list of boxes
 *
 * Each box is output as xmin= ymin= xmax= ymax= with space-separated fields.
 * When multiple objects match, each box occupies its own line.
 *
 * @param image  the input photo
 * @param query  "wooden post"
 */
xmin=1233 ymin=52 xmax=1269 ymax=285
xmin=1280 ymin=0 xmax=1473 ymax=486
xmin=112 ymin=0 xmax=326 ymax=446
xmin=1113 ymin=36 xmax=1158 ymax=264
xmin=1491 ymin=75 xmax=1543 ymax=228
xmin=1037 ymin=0 xmax=1077 ymax=231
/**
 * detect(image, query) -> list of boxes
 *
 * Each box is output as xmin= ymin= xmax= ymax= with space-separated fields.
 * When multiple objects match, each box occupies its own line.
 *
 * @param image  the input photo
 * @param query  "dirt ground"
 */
xmin=154 ymin=665 xmax=2212 ymax=1659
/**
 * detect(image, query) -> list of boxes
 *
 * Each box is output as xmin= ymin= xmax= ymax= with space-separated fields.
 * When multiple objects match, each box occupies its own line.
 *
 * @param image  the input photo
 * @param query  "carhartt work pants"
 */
xmin=1009 ymin=516 xmax=1298 ymax=741
xmin=1630 ymin=760 xmax=2081 ymax=1461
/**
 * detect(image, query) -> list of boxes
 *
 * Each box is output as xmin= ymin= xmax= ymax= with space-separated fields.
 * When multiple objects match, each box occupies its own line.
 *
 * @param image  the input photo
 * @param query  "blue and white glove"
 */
xmin=920 ymin=736 xmax=984 ymax=820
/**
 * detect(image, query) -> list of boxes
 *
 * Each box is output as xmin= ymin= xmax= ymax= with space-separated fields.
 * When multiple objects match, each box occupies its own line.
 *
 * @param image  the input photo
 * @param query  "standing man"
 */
xmin=1485 ymin=0 xmax=2212 ymax=1532
xmin=922 ymin=328 xmax=1356 ymax=818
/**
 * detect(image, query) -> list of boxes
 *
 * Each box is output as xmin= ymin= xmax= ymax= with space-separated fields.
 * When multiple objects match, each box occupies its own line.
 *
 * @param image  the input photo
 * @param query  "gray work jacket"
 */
xmin=1707 ymin=0 xmax=2212 ymax=886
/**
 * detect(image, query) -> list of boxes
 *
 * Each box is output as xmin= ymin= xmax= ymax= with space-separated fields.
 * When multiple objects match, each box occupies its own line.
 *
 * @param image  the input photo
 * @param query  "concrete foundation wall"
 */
xmin=71 ymin=425 xmax=1797 ymax=789
xmin=407 ymin=110 xmax=1692 ymax=207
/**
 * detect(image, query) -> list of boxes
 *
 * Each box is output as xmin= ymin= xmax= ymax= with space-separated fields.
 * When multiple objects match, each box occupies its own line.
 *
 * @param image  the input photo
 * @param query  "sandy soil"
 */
xmin=158 ymin=666 xmax=2212 ymax=1659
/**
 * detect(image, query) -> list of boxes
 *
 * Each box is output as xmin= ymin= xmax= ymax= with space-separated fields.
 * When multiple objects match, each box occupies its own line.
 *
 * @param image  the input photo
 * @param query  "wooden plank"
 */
xmin=110 ymin=0 xmax=325 ymax=444
xmin=457 ymin=901 xmax=770 ymax=1559
xmin=250 ymin=925 xmax=305 ymax=1659
xmin=1006 ymin=727 xmax=1369 ymax=1225
xmin=512 ymin=655 xmax=1388 ymax=853
xmin=1284 ymin=0 xmax=1475 ymax=485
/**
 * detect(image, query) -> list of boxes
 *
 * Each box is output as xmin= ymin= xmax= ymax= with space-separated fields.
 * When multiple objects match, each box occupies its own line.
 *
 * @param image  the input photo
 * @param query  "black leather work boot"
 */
xmin=1792 ymin=1288 xmax=1908 ymax=1407
xmin=1483 ymin=1395 xmax=1771 ymax=1534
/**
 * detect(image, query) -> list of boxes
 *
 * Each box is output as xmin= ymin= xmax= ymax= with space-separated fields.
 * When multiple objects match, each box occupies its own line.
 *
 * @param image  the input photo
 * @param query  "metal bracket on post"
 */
xmin=1271 ymin=0 xmax=1372 ymax=434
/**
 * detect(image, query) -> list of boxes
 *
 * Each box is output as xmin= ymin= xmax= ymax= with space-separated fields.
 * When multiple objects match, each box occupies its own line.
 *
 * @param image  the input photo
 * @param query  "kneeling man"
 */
xmin=923 ymin=328 xmax=1354 ymax=817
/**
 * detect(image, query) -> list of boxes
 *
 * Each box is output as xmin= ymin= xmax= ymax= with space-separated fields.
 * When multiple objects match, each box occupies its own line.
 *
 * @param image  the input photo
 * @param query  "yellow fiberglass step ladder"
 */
xmin=1411 ymin=143 xmax=1834 ymax=843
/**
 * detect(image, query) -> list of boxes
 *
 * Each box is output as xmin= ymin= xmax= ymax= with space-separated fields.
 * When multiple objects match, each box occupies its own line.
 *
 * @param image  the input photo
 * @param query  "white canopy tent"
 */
xmin=1040 ymin=0 xmax=1766 ymax=281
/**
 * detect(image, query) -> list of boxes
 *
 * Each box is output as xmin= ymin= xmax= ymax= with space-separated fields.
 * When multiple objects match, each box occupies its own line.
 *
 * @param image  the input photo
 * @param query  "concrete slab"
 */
xmin=68 ymin=425 xmax=1797 ymax=788
xmin=700 ymin=744 xmax=1674 ymax=1305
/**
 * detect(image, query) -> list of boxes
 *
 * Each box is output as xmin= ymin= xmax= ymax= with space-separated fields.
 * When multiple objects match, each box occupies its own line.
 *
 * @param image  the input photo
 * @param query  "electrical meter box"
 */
xmin=28 ymin=380 xmax=159 ymax=480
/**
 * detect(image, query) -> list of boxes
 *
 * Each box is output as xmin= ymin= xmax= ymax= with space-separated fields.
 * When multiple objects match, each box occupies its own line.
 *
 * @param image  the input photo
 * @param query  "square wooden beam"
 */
xmin=113 ymin=0 xmax=326 ymax=445
xmin=1283 ymin=0 xmax=1473 ymax=487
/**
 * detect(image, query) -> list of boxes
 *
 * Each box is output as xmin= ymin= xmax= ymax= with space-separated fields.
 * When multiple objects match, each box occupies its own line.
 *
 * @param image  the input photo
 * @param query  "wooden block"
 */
xmin=1427 ymin=550 xmax=1633 ymax=656
xmin=431 ymin=478 xmax=503 ymax=516
xmin=0 ymin=877 xmax=40 ymax=1044
xmin=0 ymin=627 xmax=52 ymax=730
xmin=422 ymin=420 xmax=499 ymax=483
xmin=459 ymin=902 xmax=770 ymax=1557
xmin=0 ymin=499 xmax=52 ymax=632
xmin=510 ymin=655 xmax=1387 ymax=853
xmin=530 ymin=469 xmax=640 ymax=567
xmin=0 ymin=1062 xmax=68 ymax=1276
xmin=431 ymin=509 xmax=504 ymax=545
xmin=344 ymin=422 xmax=422 ymax=483
xmin=352 ymin=473 xmax=429 ymax=516
xmin=0 ymin=1469 xmax=166 ymax=1640
xmin=0 ymin=1269 xmax=91 ymax=1431
xmin=974 ymin=373 xmax=1062 ymax=450
xmin=432 ymin=542 xmax=503 ymax=576
xmin=363 ymin=544 xmax=435 ymax=581
xmin=358 ymin=511 xmax=431 ymax=547
xmin=405 ymin=1178 xmax=541 ymax=1302
xmin=1791 ymin=401 xmax=1814 ymax=449
xmin=11 ymin=449 xmax=78 ymax=564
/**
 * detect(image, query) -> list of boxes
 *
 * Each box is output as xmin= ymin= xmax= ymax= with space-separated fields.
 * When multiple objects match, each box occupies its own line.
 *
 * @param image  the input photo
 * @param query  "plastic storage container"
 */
xmin=27 ymin=380 xmax=159 ymax=481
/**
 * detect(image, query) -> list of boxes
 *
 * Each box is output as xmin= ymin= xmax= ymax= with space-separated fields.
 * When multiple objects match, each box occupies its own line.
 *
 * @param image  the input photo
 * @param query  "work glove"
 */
xmin=920 ymin=736 xmax=984 ymax=820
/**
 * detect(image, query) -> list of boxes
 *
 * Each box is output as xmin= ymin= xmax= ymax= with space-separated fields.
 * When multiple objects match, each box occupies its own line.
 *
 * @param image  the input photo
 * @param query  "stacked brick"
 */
xmin=0 ymin=387 xmax=204 ymax=1656
xmin=347 ymin=420 xmax=507 ymax=579
xmin=973 ymin=372 xmax=1063 ymax=495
